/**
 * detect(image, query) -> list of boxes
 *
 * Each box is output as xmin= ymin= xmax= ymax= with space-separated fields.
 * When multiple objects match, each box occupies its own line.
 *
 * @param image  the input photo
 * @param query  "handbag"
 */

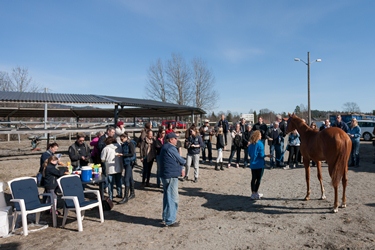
xmin=184 ymin=139 xmax=191 ymax=149
xmin=102 ymin=197 xmax=114 ymax=211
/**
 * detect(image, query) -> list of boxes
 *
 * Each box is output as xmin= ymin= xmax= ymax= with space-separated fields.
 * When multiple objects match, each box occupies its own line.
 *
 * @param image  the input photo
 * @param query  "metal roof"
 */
xmin=0 ymin=107 xmax=202 ymax=118
xmin=0 ymin=91 xmax=117 ymax=104
xmin=0 ymin=91 xmax=205 ymax=118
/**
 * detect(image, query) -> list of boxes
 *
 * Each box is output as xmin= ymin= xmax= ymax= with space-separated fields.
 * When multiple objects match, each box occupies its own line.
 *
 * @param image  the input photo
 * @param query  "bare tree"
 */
xmin=0 ymin=71 xmax=12 ymax=91
xmin=165 ymin=53 xmax=192 ymax=106
xmin=259 ymin=108 xmax=275 ymax=124
xmin=191 ymin=58 xmax=218 ymax=111
xmin=145 ymin=59 xmax=167 ymax=102
xmin=0 ymin=67 xmax=40 ymax=92
xmin=294 ymin=103 xmax=308 ymax=121
xmin=342 ymin=102 xmax=361 ymax=113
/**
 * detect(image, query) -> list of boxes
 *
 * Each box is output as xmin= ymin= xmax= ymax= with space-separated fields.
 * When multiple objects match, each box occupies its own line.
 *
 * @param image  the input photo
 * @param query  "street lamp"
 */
xmin=294 ymin=52 xmax=321 ymax=125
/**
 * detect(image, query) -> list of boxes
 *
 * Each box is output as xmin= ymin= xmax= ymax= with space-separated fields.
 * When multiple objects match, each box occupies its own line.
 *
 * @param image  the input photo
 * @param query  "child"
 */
xmin=43 ymin=155 xmax=69 ymax=214
xmin=248 ymin=130 xmax=270 ymax=200
xmin=215 ymin=127 xmax=225 ymax=170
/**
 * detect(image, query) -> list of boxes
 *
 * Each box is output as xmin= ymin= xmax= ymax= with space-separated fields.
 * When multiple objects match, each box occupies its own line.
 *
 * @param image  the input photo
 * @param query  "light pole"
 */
xmin=294 ymin=52 xmax=321 ymax=125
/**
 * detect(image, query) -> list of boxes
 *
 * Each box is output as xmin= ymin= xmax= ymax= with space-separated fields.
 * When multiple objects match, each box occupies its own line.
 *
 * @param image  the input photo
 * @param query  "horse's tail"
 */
xmin=330 ymin=136 xmax=351 ymax=187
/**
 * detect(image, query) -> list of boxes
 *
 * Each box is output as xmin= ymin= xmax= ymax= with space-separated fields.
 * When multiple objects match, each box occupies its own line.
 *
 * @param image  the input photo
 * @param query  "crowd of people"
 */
xmin=36 ymin=114 xmax=366 ymax=227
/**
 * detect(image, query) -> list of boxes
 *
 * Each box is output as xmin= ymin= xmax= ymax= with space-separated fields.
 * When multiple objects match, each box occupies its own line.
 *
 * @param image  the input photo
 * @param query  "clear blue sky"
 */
xmin=1 ymin=1 xmax=374 ymax=115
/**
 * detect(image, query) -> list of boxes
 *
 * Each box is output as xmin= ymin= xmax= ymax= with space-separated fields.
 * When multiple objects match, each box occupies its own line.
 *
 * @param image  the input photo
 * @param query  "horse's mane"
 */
xmin=289 ymin=113 xmax=310 ymax=131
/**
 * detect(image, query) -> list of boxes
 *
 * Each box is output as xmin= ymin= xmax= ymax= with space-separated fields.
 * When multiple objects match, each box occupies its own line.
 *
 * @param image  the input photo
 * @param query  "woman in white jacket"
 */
xmin=101 ymin=137 xmax=124 ymax=201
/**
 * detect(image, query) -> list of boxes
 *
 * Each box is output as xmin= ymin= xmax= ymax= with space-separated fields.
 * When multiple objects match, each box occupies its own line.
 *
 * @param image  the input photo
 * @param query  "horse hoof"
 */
xmin=340 ymin=204 xmax=346 ymax=208
xmin=320 ymin=195 xmax=326 ymax=200
xmin=331 ymin=207 xmax=339 ymax=213
xmin=304 ymin=197 xmax=310 ymax=201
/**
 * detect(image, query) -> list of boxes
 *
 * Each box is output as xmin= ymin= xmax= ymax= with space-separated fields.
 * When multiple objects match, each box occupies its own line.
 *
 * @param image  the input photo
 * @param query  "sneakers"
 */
xmin=236 ymin=163 xmax=239 ymax=168
xmin=283 ymin=166 xmax=290 ymax=170
xmin=227 ymin=163 xmax=230 ymax=168
xmin=250 ymin=193 xmax=263 ymax=200
xmin=250 ymin=193 xmax=257 ymax=200
xmin=193 ymin=177 xmax=198 ymax=183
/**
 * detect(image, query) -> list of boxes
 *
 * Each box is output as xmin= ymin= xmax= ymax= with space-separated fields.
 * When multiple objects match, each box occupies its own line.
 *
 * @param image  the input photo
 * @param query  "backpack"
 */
xmin=233 ymin=134 xmax=242 ymax=148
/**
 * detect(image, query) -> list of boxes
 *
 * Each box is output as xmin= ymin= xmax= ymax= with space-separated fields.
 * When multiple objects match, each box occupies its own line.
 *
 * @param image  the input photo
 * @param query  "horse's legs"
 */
xmin=303 ymin=159 xmax=311 ymax=200
xmin=332 ymin=185 xmax=339 ymax=213
xmin=316 ymin=161 xmax=326 ymax=200
xmin=340 ymin=170 xmax=348 ymax=208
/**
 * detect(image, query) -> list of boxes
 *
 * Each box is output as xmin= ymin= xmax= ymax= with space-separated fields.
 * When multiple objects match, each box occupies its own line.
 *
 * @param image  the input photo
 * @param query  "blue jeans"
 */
xmin=101 ymin=162 xmax=109 ymax=189
xmin=228 ymin=145 xmax=241 ymax=164
xmin=270 ymin=144 xmax=282 ymax=167
xmin=201 ymin=140 xmax=213 ymax=162
xmin=108 ymin=173 xmax=122 ymax=200
xmin=122 ymin=163 xmax=133 ymax=187
xmin=161 ymin=178 xmax=179 ymax=226
xmin=280 ymin=137 xmax=285 ymax=164
xmin=243 ymin=147 xmax=249 ymax=166
xmin=350 ymin=139 xmax=360 ymax=166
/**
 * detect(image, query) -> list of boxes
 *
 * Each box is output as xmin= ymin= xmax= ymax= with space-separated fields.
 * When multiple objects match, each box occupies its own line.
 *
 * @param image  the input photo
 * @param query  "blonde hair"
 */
xmin=250 ymin=130 xmax=261 ymax=144
xmin=351 ymin=119 xmax=358 ymax=128
xmin=217 ymin=127 xmax=223 ymax=135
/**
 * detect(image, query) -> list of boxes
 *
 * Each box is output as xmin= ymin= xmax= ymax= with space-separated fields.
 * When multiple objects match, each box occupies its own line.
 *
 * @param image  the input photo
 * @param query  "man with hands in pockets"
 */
xmin=160 ymin=132 xmax=186 ymax=227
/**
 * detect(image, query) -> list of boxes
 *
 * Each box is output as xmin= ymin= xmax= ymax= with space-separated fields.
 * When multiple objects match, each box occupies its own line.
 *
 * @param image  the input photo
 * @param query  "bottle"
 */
xmin=67 ymin=162 xmax=73 ymax=174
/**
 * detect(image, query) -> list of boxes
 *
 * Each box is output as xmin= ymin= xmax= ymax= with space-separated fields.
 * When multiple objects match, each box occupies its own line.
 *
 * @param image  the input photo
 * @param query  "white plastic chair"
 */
xmin=8 ymin=177 xmax=57 ymax=236
xmin=57 ymin=175 xmax=104 ymax=232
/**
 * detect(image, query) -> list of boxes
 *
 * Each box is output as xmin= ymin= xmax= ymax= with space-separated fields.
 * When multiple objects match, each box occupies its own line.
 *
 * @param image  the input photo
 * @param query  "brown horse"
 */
xmin=286 ymin=113 xmax=351 ymax=213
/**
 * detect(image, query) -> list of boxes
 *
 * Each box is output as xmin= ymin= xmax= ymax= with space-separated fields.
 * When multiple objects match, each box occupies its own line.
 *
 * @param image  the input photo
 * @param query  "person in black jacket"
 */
xmin=332 ymin=114 xmax=349 ymax=132
xmin=242 ymin=124 xmax=253 ymax=168
xmin=216 ymin=115 xmax=230 ymax=148
xmin=252 ymin=117 xmax=268 ymax=145
xmin=277 ymin=115 xmax=287 ymax=166
xmin=215 ymin=127 xmax=225 ymax=170
xmin=42 ymin=155 xmax=69 ymax=214
xmin=184 ymin=129 xmax=204 ymax=182
xmin=68 ymin=133 xmax=91 ymax=171
xmin=154 ymin=127 xmax=166 ymax=188
xmin=267 ymin=121 xmax=283 ymax=169
xmin=119 ymin=133 xmax=137 ymax=204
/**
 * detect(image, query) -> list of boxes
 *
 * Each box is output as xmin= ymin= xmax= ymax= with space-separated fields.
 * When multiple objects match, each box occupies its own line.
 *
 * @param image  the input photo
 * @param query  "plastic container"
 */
xmin=81 ymin=166 xmax=92 ymax=182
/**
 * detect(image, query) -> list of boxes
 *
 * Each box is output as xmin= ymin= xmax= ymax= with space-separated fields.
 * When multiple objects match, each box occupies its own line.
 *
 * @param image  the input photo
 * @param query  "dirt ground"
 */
xmin=0 ymin=136 xmax=374 ymax=250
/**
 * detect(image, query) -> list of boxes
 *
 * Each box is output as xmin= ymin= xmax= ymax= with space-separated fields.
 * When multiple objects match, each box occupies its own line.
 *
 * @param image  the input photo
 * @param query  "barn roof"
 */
xmin=0 ymin=91 xmax=205 ymax=118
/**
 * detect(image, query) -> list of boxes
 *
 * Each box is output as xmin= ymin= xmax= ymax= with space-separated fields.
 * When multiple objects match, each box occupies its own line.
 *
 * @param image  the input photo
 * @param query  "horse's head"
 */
xmin=286 ymin=113 xmax=304 ymax=133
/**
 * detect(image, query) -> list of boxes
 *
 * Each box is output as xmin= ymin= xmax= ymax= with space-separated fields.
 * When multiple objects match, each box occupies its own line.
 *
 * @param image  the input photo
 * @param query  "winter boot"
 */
xmin=215 ymin=162 xmax=219 ymax=171
xmin=118 ymin=187 xmax=130 ymax=204
xmin=128 ymin=182 xmax=135 ymax=199
xmin=220 ymin=162 xmax=224 ymax=170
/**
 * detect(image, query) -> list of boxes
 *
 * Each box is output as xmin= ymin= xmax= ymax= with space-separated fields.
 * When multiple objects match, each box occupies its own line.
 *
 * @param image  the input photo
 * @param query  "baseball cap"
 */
xmin=166 ymin=132 xmax=178 ymax=139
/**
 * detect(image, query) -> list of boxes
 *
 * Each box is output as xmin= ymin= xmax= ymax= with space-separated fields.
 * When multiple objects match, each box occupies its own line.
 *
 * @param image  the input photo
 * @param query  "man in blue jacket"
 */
xmin=160 ymin=132 xmax=186 ymax=227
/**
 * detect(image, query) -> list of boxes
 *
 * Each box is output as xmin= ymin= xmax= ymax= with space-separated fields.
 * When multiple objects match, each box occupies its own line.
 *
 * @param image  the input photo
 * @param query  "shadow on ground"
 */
xmin=181 ymin=187 xmax=330 ymax=215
